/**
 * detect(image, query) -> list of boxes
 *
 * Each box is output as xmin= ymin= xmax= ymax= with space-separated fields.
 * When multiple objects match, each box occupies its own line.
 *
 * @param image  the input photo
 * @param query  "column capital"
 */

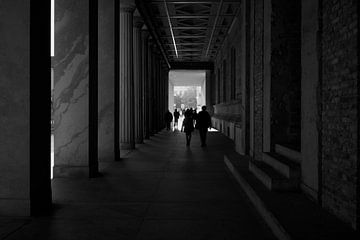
xmin=133 ymin=16 xmax=144 ymax=28
xmin=141 ymin=29 xmax=150 ymax=39
xmin=120 ymin=1 xmax=136 ymax=13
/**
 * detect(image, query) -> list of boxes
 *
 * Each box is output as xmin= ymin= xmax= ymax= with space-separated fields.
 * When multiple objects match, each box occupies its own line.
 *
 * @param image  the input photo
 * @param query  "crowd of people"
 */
xmin=164 ymin=106 xmax=212 ymax=147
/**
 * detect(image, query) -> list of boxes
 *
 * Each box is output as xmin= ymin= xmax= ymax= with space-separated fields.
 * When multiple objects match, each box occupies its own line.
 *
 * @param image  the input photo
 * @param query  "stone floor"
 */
xmin=1 ymin=130 xmax=275 ymax=240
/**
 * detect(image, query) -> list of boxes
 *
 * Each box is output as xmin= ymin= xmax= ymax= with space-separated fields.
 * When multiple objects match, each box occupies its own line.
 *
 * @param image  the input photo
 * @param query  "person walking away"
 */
xmin=181 ymin=110 xmax=194 ymax=146
xmin=173 ymin=109 xmax=180 ymax=130
xmin=193 ymin=109 xmax=198 ymax=122
xmin=165 ymin=110 xmax=173 ymax=131
xmin=196 ymin=106 xmax=212 ymax=147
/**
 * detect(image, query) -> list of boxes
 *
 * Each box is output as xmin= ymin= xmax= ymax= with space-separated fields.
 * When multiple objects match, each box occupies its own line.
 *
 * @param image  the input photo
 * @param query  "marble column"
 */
xmin=141 ymin=28 xmax=150 ymax=139
xmin=98 ymin=0 xmax=115 ymax=162
xmin=133 ymin=16 xmax=144 ymax=144
xmin=119 ymin=2 xmax=135 ymax=149
xmin=53 ymin=0 xmax=91 ymax=178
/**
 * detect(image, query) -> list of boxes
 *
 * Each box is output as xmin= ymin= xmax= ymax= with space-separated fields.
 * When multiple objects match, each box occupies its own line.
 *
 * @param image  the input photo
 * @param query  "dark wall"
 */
xmin=321 ymin=0 xmax=358 ymax=229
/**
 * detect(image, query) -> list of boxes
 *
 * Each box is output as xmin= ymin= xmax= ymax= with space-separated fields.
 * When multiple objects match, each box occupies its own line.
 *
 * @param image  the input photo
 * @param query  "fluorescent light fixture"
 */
xmin=163 ymin=0 xmax=178 ymax=58
xmin=51 ymin=0 xmax=55 ymax=57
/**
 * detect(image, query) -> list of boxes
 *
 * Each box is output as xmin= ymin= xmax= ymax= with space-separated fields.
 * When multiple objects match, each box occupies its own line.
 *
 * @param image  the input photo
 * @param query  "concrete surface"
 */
xmin=2 ymin=131 xmax=275 ymax=240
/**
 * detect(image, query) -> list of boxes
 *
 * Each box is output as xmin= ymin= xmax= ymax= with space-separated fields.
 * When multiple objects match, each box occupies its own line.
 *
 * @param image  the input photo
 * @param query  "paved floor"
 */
xmin=2 ymin=131 xmax=275 ymax=240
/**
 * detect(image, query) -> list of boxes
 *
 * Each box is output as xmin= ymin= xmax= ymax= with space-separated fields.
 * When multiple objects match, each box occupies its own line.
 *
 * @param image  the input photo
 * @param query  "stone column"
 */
xmin=155 ymin=52 xmax=161 ymax=132
xmin=205 ymin=70 xmax=212 ymax=110
xmin=151 ymin=47 xmax=157 ymax=133
xmin=169 ymin=81 xmax=174 ymax=112
xmin=148 ymin=39 xmax=154 ymax=136
xmin=98 ymin=0 xmax=115 ymax=162
xmin=119 ymin=2 xmax=135 ymax=149
xmin=53 ymin=0 xmax=92 ymax=178
xmin=141 ymin=28 xmax=150 ymax=139
xmin=165 ymin=68 xmax=170 ymax=112
xmin=133 ymin=16 xmax=144 ymax=144
xmin=0 ymin=0 xmax=51 ymax=216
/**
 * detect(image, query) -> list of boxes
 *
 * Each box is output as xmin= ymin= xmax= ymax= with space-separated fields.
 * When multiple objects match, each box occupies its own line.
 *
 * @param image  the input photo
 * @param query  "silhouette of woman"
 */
xmin=181 ymin=109 xmax=194 ymax=146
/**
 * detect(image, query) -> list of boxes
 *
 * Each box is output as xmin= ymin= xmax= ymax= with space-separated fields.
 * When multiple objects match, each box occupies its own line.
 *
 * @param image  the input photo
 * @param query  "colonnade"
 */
xmin=0 ymin=0 xmax=170 ymax=217
xmin=52 ymin=0 xmax=170 ymax=178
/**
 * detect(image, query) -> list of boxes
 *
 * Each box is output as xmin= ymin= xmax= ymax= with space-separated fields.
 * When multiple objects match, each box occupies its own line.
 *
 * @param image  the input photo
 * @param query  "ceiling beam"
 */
xmin=150 ymin=0 xmax=239 ymax=3
xmin=172 ymin=26 xmax=224 ymax=30
xmin=170 ymin=61 xmax=214 ymax=70
xmin=155 ymin=15 xmax=235 ymax=18
xmin=164 ymin=43 xmax=204 ymax=45
xmin=205 ymin=0 xmax=223 ymax=57
xmin=169 ymin=49 xmax=203 ymax=52
xmin=161 ymin=36 xmax=207 ymax=38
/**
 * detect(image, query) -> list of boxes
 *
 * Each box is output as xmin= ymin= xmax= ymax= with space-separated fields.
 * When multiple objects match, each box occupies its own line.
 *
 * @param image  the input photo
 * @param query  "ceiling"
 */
xmin=169 ymin=70 xmax=205 ymax=86
xmin=139 ymin=0 xmax=241 ymax=64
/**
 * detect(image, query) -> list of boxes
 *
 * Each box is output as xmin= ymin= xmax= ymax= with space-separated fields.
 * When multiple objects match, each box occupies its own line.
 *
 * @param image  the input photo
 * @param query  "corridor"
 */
xmin=1 ymin=0 xmax=360 ymax=238
xmin=1 ymin=131 xmax=275 ymax=240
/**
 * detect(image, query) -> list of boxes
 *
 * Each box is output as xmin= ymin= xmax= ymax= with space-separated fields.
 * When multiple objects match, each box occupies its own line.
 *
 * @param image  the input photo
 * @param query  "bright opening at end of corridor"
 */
xmin=168 ymin=70 xmax=217 ymax=132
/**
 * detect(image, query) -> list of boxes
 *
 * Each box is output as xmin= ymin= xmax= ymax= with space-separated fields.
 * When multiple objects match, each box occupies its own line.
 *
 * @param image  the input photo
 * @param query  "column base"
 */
xmin=120 ymin=142 xmax=135 ymax=150
xmin=135 ymin=138 xmax=144 ymax=144
xmin=53 ymin=166 xmax=90 ymax=178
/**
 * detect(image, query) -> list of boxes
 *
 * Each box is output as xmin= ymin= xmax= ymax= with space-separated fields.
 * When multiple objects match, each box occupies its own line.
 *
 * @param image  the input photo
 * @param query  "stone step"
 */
xmin=249 ymin=160 xmax=299 ymax=191
xmin=262 ymin=152 xmax=301 ymax=179
xmin=275 ymin=144 xmax=301 ymax=163
xmin=224 ymin=155 xmax=358 ymax=240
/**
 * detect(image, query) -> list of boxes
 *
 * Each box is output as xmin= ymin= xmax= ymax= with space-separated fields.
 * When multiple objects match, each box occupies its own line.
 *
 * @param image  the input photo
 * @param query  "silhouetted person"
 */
xmin=164 ymin=110 xmax=173 ymax=131
xmin=181 ymin=109 xmax=194 ymax=146
xmin=196 ymin=106 xmax=212 ymax=147
xmin=173 ymin=109 xmax=180 ymax=129
xmin=192 ymin=109 xmax=198 ymax=127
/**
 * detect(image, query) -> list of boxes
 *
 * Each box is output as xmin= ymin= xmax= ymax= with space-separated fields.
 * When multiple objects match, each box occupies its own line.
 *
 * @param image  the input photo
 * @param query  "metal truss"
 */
xmin=141 ymin=0 xmax=240 ymax=62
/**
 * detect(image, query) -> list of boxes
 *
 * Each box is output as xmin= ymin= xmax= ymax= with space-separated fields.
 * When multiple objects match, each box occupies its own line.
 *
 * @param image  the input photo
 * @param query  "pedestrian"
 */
xmin=196 ymin=106 xmax=212 ymax=147
xmin=192 ymin=109 xmax=198 ymax=127
xmin=181 ymin=109 xmax=194 ymax=146
xmin=173 ymin=109 xmax=180 ymax=130
xmin=164 ymin=110 xmax=173 ymax=131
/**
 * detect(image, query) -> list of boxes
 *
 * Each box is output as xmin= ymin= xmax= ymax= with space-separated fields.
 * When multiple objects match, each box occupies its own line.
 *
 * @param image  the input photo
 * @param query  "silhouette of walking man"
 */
xmin=165 ymin=110 xmax=173 ymax=131
xmin=173 ymin=109 xmax=180 ymax=130
xmin=196 ymin=106 xmax=212 ymax=147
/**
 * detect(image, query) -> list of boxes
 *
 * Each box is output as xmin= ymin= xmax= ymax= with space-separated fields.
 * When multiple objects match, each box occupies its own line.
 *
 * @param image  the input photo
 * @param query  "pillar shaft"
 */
xmin=54 ymin=0 xmax=94 ymax=178
xmin=0 ymin=0 xmax=51 ymax=216
xmin=147 ymin=40 xmax=154 ymax=135
xmin=98 ymin=0 xmax=115 ymax=162
xmin=119 ymin=5 xmax=135 ymax=149
xmin=141 ymin=29 xmax=150 ymax=139
xmin=133 ymin=17 xmax=143 ymax=144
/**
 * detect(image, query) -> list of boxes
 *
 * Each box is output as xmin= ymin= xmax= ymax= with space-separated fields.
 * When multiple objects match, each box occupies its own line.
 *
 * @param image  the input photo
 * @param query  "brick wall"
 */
xmin=321 ymin=0 xmax=358 ymax=229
